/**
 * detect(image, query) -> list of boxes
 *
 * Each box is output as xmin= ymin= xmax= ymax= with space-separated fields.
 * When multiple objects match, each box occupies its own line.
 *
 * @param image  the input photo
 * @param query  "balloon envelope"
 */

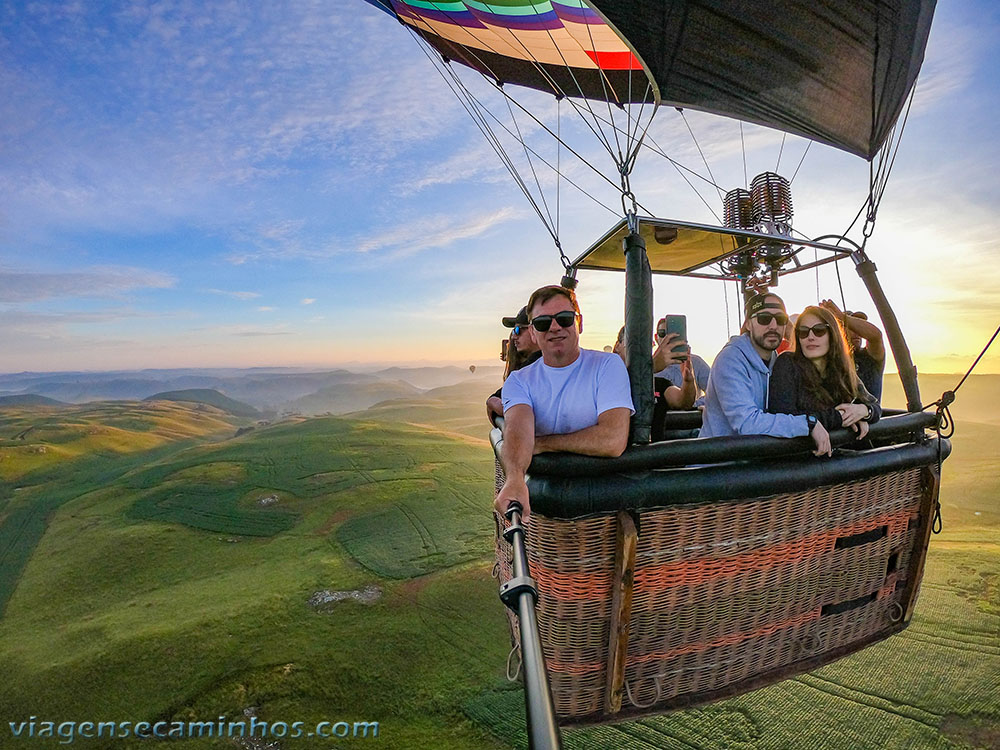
xmin=371 ymin=0 xmax=936 ymax=159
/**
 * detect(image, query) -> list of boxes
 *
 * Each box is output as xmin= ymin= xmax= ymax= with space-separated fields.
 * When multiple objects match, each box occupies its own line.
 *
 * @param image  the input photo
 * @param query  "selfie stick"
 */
xmin=499 ymin=501 xmax=562 ymax=750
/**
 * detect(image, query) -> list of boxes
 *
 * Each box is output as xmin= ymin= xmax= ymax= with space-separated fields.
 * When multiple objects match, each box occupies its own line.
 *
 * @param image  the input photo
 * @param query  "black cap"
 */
xmin=745 ymin=292 xmax=786 ymax=318
xmin=502 ymin=306 xmax=529 ymax=328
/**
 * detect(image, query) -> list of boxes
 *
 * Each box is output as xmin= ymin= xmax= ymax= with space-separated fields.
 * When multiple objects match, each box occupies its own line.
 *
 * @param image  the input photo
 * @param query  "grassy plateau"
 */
xmin=0 ymin=375 xmax=996 ymax=749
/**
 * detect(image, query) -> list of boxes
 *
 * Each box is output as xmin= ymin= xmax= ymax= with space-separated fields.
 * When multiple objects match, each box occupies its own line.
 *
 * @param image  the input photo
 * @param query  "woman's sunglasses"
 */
xmin=797 ymin=323 xmax=831 ymax=338
xmin=752 ymin=312 xmax=788 ymax=327
xmin=530 ymin=310 xmax=577 ymax=332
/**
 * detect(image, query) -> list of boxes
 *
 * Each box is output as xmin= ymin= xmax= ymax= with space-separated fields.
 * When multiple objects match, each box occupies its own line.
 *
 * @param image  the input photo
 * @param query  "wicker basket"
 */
xmin=494 ymin=459 xmax=940 ymax=724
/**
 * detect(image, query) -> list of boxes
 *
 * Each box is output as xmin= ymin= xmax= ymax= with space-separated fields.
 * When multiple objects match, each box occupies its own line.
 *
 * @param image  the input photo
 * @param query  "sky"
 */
xmin=1 ymin=1 xmax=998 ymax=376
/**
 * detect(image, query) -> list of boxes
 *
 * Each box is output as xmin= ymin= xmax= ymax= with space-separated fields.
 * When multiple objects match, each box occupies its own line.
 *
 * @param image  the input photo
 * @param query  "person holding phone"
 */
xmin=767 ymin=305 xmax=880 ymax=438
xmin=613 ymin=324 xmax=696 ymax=410
xmin=699 ymin=293 xmax=833 ymax=457
xmin=653 ymin=315 xmax=711 ymax=399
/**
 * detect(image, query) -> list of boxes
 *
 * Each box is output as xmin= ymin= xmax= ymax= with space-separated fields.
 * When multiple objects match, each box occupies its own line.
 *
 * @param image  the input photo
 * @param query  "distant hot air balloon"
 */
xmin=469 ymin=365 xmax=476 ymax=373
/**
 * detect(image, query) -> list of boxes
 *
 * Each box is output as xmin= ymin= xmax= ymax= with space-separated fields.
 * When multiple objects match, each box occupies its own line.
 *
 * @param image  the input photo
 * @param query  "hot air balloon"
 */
xmin=470 ymin=364 xmax=477 ymax=374
xmin=366 ymin=2 xmax=948 ymax=746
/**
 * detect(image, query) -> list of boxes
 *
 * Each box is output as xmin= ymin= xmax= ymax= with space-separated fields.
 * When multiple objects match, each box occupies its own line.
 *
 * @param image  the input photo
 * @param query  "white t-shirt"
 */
xmin=501 ymin=349 xmax=634 ymax=436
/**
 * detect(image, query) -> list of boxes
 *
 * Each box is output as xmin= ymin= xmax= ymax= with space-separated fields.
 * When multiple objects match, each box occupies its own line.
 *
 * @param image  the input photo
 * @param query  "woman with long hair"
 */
xmin=486 ymin=307 xmax=541 ymax=423
xmin=768 ymin=305 xmax=880 ymax=440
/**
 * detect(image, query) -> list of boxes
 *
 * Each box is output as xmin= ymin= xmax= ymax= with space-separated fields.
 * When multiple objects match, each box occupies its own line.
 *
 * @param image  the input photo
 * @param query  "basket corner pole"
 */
xmin=624 ymin=230 xmax=653 ymax=444
xmin=852 ymin=252 xmax=921 ymax=411
xmin=604 ymin=510 xmax=638 ymax=714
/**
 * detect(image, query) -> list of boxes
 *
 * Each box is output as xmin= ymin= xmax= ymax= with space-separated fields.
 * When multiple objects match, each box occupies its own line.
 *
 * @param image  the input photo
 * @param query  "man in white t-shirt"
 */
xmin=495 ymin=285 xmax=634 ymax=518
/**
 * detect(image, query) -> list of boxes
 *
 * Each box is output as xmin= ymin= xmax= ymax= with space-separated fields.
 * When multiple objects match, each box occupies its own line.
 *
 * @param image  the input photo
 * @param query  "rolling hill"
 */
xmin=0 ymin=394 xmax=66 ymax=406
xmin=281 ymin=379 xmax=422 ymax=416
xmin=144 ymin=388 xmax=261 ymax=418
xmin=0 ymin=376 xmax=995 ymax=748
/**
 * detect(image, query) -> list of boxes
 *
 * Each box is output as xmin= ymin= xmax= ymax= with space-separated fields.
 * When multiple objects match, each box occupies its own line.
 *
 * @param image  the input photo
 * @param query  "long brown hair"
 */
xmin=503 ymin=331 xmax=536 ymax=380
xmin=790 ymin=305 xmax=860 ymax=406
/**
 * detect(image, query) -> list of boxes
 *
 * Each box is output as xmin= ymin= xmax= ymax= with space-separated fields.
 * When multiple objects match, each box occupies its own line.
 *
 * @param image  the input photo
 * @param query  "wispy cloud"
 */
xmin=256 ymin=306 xmax=276 ymax=312
xmin=0 ymin=266 xmax=174 ymax=303
xmin=206 ymin=288 xmax=260 ymax=300
xmin=357 ymin=207 xmax=522 ymax=258
xmin=226 ymin=207 xmax=523 ymax=265
xmin=301 ymin=298 xmax=315 ymax=305
xmin=0 ymin=3 xmax=465 ymax=238
xmin=913 ymin=17 xmax=979 ymax=110
xmin=234 ymin=330 xmax=290 ymax=337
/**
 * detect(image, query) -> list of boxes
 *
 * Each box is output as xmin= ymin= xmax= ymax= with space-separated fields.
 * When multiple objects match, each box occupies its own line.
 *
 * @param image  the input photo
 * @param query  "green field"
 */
xmin=0 ymin=376 xmax=996 ymax=749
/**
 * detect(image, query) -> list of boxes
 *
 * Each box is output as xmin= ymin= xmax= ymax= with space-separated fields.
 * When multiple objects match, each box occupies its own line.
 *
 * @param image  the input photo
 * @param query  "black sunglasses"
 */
xmin=797 ymin=323 xmax=831 ymax=338
xmin=753 ymin=312 xmax=788 ymax=327
xmin=531 ymin=310 xmax=577 ymax=332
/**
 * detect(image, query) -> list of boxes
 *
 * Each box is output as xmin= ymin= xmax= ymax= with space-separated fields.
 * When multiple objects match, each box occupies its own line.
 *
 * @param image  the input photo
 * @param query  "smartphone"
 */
xmin=500 ymin=338 xmax=509 ymax=362
xmin=664 ymin=314 xmax=688 ymax=360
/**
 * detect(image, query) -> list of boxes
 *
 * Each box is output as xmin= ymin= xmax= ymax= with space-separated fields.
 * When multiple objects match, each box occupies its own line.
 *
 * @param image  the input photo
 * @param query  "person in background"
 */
xmin=820 ymin=299 xmax=885 ymax=401
xmin=496 ymin=285 xmax=633 ymax=518
xmin=699 ymin=292 xmax=831 ymax=456
xmin=769 ymin=305 xmax=880 ymax=439
xmin=614 ymin=325 xmax=696 ymax=410
xmin=777 ymin=313 xmax=799 ymax=354
xmin=486 ymin=306 xmax=541 ymax=424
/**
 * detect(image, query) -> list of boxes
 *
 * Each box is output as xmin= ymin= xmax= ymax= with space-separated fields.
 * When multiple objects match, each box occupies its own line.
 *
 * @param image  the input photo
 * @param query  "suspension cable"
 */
xmin=482 ymin=80 xmax=656 ymax=215
xmin=789 ymin=141 xmax=812 ymax=184
xmin=466 ymin=81 xmax=620 ymax=216
xmin=678 ymin=108 xmax=724 ymax=202
xmin=921 ymin=323 xmax=1000 ymax=441
xmin=501 ymin=90 xmax=556 ymax=230
xmin=419 ymin=45 xmax=560 ymax=244
xmin=740 ymin=122 xmax=748 ymax=189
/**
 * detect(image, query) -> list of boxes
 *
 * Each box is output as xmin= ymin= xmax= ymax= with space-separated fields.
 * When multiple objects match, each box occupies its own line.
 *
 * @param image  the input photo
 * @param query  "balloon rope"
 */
xmin=951 ymin=324 xmax=1000 ymax=398
xmin=740 ymin=122 xmax=748 ymax=189
xmin=556 ymin=98 xmax=561 ymax=240
xmin=409 ymin=34 xmax=562 ymax=243
xmin=723 ymin=278 xmax=731 ymax=338
xmin=789 ymin=141 xmax=812 ymax=184
xmin=835 ymin=257 xmax=846 ymax=311
xmin=484 ymin=81 xmax=651 ymax=214
xmin=501 ymin=92 xmax=556 ymax=232
xmin=678 ymin=109 xmax=724 ymax=202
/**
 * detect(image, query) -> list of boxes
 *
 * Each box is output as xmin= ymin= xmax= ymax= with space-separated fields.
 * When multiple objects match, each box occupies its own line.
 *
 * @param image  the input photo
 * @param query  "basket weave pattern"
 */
xmin=494 ymin=465 xmax=926 ymax=721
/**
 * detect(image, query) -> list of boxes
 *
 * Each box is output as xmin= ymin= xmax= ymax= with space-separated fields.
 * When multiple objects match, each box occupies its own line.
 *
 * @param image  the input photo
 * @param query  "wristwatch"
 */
xmin=806 ymin=414 xmax=817 ymax=432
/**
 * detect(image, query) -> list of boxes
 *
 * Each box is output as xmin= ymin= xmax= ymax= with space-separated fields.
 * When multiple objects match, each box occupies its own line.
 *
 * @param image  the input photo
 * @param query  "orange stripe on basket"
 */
xmin=545 ymin=607 xmax=823 ymax=675
xmin=529 ymin=510 xmax=916 ymax=603
xmin=633 ymin=511 xmax=916 ymax=593
xmin=629 ymin=606 xmax=823 ymax=665
xmin=531 ymin=564 xmax=613 ymax=600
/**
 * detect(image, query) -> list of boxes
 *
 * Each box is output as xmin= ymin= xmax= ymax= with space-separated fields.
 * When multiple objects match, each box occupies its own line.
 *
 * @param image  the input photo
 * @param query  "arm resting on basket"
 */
xmin=533 ymin=407 xmax=630 ymax=458
xmin=496 ymin=403 xmax=535 ymax=518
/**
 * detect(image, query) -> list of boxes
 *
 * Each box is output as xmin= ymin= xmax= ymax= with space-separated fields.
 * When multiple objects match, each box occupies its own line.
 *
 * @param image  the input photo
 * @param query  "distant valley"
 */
xmin=0 ymin=365 xmax=503 ymax=418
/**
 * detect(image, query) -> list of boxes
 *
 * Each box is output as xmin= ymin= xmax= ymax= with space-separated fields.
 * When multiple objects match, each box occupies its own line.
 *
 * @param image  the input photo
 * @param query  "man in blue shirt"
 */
xmin=700 ymin=293 xmax=831 ymax=456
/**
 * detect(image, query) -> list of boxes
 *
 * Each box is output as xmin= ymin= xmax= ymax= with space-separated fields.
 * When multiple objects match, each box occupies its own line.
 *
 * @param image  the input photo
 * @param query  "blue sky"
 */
xmin=1 ymin=1 xmax=998 ymax=374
